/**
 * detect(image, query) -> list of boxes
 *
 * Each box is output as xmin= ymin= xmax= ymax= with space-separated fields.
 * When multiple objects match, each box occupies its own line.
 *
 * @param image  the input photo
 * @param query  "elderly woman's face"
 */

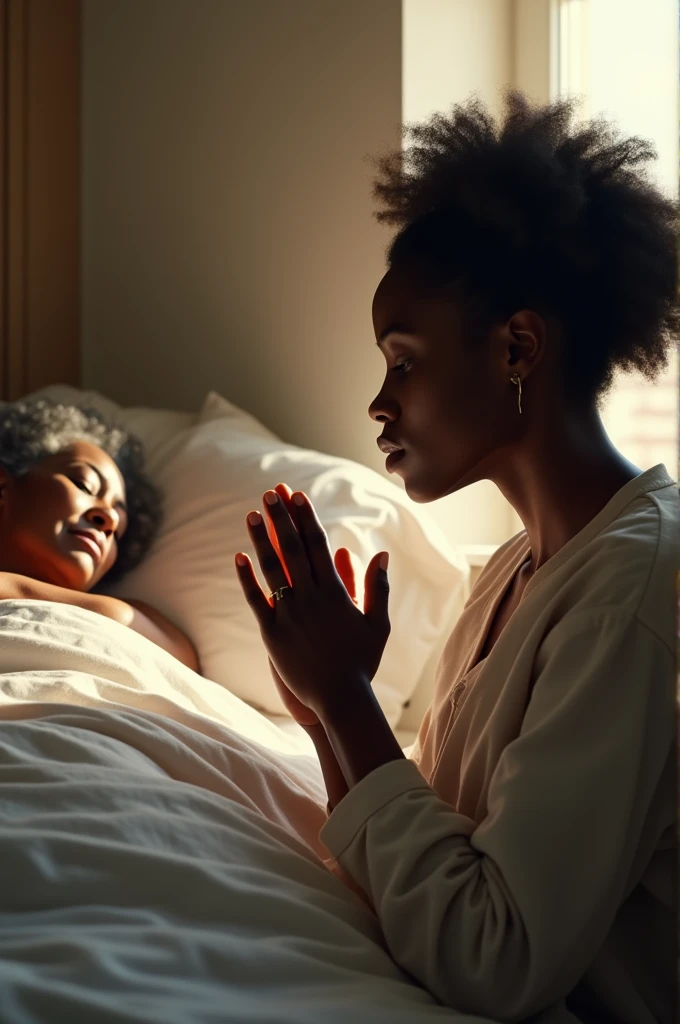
xmin=0 ymin=441 xmax=128 ymax=591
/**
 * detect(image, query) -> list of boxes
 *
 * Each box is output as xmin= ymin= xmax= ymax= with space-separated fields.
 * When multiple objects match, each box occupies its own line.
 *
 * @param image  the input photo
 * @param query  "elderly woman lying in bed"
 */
xmin=0 ymin=399 xmax=454 ymax=1024
xmin=0 ymin=399 xmax=199 ymax=671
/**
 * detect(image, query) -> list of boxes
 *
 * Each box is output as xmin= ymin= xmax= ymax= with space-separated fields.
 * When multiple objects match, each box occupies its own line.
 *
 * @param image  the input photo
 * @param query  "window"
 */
xmin=555 ymin=0 xmax=679 ymax=474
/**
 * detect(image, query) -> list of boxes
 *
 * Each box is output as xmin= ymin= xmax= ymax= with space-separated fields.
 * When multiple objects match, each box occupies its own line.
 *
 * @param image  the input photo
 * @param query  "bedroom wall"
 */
xmin=81 ymin=0 xmax=401 ymax=482
xmin=81 ymin=0 xmax=520 ymax=547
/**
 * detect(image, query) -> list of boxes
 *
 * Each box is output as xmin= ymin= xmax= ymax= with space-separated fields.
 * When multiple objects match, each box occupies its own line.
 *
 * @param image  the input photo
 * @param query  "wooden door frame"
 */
xmin=0 ymin=0 xmax=81 ymax=402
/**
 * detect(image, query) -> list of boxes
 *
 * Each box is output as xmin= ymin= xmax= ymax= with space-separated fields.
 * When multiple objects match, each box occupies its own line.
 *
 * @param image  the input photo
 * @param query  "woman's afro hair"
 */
xmin=372 ymin=90 xmax=679 ymax=400
xmin=0 ymin=399 xmax=162 ymax=583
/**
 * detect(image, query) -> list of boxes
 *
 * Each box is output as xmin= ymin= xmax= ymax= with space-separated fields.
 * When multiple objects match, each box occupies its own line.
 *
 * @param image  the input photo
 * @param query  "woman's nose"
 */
xmin=368 ymin=389 xmax=397 ymax=424
xmin=85 ymin=505 xmax=117 ymax=534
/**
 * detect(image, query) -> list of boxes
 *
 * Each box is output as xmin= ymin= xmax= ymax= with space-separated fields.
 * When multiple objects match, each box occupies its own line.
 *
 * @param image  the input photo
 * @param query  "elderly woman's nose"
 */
xmin=85 ymin=504 xmax=118 ymax=533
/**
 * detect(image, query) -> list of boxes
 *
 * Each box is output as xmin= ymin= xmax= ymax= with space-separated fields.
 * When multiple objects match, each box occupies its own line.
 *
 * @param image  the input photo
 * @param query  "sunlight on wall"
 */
xmin=559 ymin=0 xmax=679 ymax=474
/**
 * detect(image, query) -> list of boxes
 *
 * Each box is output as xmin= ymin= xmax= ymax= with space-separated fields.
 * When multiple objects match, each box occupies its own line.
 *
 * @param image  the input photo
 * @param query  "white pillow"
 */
xmin=18 ymin=386 xmax=469 ymax=726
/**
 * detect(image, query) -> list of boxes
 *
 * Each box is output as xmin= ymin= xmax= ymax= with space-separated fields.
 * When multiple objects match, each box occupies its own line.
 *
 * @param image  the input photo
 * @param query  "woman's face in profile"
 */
xmin=0 ymin=441 xmax=128 ymax=591
xmin=369 ymin=264 xmax=514 ymax=503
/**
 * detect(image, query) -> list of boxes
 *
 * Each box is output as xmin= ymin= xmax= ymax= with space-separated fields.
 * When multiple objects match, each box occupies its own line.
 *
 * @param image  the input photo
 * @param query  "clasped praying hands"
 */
xmin=235 ymin=483 xmax=391 ymax=723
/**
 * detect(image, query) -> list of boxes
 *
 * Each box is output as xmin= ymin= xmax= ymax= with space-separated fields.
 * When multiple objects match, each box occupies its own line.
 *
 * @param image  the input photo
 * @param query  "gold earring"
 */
xmin=510 ymin=374 xmax=522 ymax=415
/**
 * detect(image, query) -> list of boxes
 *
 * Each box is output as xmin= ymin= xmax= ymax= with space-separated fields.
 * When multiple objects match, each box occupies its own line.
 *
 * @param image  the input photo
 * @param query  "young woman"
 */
xmin=0 ymin=399 xmax=199 ymax=671
xmin=235 ymin=93 xmax=678 ymax=1023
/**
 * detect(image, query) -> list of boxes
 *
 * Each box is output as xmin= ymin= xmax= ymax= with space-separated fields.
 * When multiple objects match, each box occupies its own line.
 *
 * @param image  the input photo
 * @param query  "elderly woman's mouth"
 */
xmin=68 ymin=530 xmax=103 ymax=561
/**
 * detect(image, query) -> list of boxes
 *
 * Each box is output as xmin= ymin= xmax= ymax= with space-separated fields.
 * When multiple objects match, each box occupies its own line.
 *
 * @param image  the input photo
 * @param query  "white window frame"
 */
xmin=503 ymin=0 xmax=676 ymax=543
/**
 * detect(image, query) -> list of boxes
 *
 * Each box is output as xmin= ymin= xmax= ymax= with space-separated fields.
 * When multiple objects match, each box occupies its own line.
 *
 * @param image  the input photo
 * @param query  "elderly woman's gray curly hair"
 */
xmin=0 ymin=399 xmax=162 ymax=583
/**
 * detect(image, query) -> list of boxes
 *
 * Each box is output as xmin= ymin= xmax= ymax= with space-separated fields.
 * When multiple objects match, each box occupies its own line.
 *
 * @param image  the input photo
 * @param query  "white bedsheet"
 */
xmin=0 ymin=600 xmax=491 ymax=1024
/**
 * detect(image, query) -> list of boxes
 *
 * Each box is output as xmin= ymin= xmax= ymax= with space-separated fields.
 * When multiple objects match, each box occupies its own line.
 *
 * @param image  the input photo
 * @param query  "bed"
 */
xmin=1 ymin=599 xmax=494 ymax=1023
xmin=0 ymin=386 xmax=481 ymax=1022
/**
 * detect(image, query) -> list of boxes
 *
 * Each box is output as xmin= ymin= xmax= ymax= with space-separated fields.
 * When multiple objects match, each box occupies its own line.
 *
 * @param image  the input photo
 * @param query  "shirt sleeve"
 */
xmin=319 ymin=612 xmax=674 ymax=1021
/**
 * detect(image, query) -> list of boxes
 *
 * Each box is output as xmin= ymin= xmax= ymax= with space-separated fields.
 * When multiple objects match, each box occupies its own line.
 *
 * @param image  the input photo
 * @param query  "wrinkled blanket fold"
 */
xmin=0 ymin=600 xmax=478 ymax=1023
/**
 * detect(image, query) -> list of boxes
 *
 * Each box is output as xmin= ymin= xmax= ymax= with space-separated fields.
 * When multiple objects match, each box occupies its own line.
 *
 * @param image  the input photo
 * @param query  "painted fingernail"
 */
xmin=379 ymin=552 xmax=389 ymax=571
xmin=264 ymin=491 xmax=278 ymax=505
xmin=247 ymin=511 xmax=262 ymax=526
xmin=235 ymin=553 xmax=247 ymax=566
xmin=292 ymin=492 xmax=305 ymax=505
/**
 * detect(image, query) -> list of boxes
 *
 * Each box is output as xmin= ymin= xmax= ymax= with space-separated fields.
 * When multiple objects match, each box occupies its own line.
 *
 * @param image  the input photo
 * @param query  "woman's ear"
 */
xmin=504 ymin=309 xmax=547 ymax=379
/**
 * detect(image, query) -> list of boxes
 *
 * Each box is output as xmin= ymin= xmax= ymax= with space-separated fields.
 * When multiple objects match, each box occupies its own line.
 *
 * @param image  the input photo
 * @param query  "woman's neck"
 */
xmin=492 ymin=408 xmax=641 ymax=573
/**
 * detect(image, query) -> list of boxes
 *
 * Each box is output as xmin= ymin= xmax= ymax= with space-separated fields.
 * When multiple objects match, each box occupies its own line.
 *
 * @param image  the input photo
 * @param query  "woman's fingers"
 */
xmin=334 ymin=547 xmax=359 ymax=604
xmin=260 ymin=489 xmax=312 ymax=592
xmin=234 ymin=552 xmax=273 ymax=628
xmin=363 ymin=551 xmax=391 ymax=641
xmin=287 ymin=491 xmax=339 ymax=586
xmin=274 ymin=482 xmax=293 ymax=503
xmin=274 ymin=483 xmax=311 ymax=583
xmin=246 ymin=505 xmax=291 ymax=597
xmin=249 ymin=483 xmax=342 ymax=596
xmin=269 ymin=484 xmax=295 ymax=586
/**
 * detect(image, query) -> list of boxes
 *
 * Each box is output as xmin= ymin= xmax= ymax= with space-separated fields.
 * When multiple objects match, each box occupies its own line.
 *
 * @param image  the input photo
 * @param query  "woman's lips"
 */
xmin=69 ymin=532 xmax=102 ymax=562
xmin=385 ymin=450 xmax=406 ymax=472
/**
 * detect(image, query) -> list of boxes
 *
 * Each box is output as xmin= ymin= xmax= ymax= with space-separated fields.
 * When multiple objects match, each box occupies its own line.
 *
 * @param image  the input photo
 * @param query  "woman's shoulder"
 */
xmin=589 ymin=471 xmax=675 ymax=574
xmin=586 ymin=477 xmax=677 ymax=644
xmin=538 ymin=476 xmax=678 ymax=652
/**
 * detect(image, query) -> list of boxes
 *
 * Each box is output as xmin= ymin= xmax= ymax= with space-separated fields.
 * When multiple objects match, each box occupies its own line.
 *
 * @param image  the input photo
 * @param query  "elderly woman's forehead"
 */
xmin=53 ymin=441 xmax=125 ymax=487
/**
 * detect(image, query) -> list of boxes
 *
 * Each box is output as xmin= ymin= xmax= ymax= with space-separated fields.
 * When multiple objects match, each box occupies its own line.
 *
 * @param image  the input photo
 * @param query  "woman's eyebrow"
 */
xmin=376 ymin=324 xmax=415 ymax=346
xmin=85 ymin=462 xmax=128 ymax=514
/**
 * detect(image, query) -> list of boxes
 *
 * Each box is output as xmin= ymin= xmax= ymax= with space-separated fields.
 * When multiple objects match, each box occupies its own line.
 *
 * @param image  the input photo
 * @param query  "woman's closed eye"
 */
xmin=391 ymin=358 xmax=414 ymax=375
xmin=72 ymin=477 xmax=97 ymax=496
xmin=71 ymin=476 xmax=123 ymax=538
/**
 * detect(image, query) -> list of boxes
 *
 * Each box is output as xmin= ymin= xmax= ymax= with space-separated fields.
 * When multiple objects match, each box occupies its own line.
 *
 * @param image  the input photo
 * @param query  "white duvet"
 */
xmin=0 ymin=600 xmax=494 ymax=1024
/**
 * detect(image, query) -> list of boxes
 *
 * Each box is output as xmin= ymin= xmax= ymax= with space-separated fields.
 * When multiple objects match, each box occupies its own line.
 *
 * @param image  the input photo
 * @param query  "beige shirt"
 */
xmin=321 ymin=465 xmax=678 ymax=1023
